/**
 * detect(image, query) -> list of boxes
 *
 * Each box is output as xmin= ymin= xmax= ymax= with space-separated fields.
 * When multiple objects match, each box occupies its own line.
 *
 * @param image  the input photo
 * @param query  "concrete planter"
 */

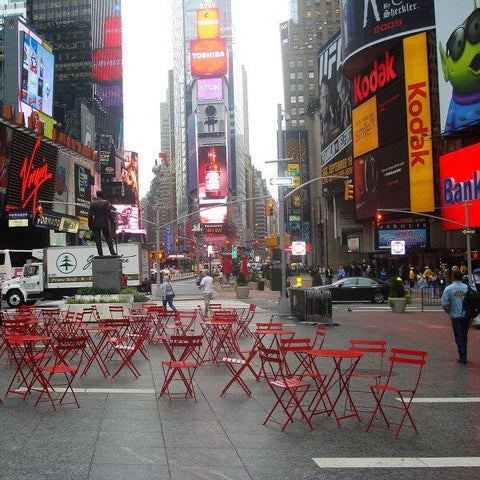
xmin=248 ymin=281 xmax=258 ymax=291
xmin=65 ymin=295 xmax=134 ymax=319
xmin=235 ymin=286 xmax=250 ymax=299
xmin=388 ymin=297 xmax=407 ymax=313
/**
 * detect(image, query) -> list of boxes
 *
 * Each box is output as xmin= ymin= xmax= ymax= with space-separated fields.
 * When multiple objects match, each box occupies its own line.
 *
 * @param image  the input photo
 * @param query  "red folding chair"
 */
xmin=258 ymin=345 xmax=314 ymax=431
xmin=111 ymin=323 xmax=151 ymax=378
xmin=312 ymin=324 xmax=328 ymax=350
xmin=365 ymin=348 xmax=428 ymax=438
xmin=108 ymin=305 xmax=125 ymax=319
xmin=236 ymin=304 xmax=256 ymax=339
xmin=35 ymin=336 xmax=88 ymax=410
xmin=159 ymin=335 xmax=203 ymax=402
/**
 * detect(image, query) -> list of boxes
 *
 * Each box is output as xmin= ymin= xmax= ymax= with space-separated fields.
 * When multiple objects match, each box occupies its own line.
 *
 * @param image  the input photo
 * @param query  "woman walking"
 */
xmin=162 ymin=276 xmax=177 ymax=312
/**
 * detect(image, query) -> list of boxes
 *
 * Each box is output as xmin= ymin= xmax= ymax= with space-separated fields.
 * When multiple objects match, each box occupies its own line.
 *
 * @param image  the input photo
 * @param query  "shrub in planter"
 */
xmin=236 ymin=272 xmax=248 ymax=286
xmin=389 ymin=277 xmax=406 ymax=298
xmin=312 ymin=272 xmax=323 ymax=287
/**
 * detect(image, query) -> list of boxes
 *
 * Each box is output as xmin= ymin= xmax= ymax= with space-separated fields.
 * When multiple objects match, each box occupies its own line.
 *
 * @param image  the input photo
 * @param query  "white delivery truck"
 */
xmin=1 ymin=243 xmax=151 ymax=307
xmin=0 ymin=249 xmax=43 ymax=283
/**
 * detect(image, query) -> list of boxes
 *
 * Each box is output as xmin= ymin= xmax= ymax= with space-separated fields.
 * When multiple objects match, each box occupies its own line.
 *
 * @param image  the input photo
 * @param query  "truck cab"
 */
xmin=1 ymin=261 xmax=45 ymax=307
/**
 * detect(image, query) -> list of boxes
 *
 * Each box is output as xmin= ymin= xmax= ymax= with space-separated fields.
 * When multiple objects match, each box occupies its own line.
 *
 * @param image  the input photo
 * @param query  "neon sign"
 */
xmin=19 ymin=137 xmax=52 ymax=211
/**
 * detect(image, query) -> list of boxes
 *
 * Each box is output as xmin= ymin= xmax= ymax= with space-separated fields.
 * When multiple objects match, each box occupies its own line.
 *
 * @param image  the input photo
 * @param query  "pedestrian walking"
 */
xmin=474 ymin=269 xmax=480 ymax=292
xmin=408 ymin=267 xmax=416 ymax=289
xmin=198 ymin=270 xmax=214 ymax=314
xmin=161 ymin=276 xmax=177 ymax=312
xmin=441 ymin=270 xmax=469 ymax=364
xmin=325 ymin=265 xmax=333 ymax=285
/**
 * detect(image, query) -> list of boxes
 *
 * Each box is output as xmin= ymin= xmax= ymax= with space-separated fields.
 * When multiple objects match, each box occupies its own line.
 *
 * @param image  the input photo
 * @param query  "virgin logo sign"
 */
xmin=20 ymin=137 xmax=52 ymax=211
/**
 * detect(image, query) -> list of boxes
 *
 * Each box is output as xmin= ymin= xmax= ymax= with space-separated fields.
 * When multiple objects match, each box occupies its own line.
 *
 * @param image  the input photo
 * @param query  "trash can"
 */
xmin=306 ymin=289 xmax=332 ymax=323
xmin=257 ymin=279 xmax=265 ymax=291
xmin=289 ymin=288 xmax=306 ymax=318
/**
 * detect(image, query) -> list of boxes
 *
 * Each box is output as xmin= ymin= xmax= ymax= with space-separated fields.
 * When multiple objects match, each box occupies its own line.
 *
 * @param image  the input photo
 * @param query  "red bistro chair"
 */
xmin=35 ymin=336 xmax=88 ymax=410
xmin=365 ymin=348 xmax=428 ymax=438
xmin=258 ymin=345 xmax=314 ymax=432
xmin=312 ymin=324 xmax=328 ymax=350
xmin=159 ymin=335 xmax=203 ymax=402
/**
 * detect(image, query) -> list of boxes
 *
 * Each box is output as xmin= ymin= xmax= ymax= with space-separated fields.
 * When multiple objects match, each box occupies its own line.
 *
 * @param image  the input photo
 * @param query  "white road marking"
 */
xmin=15 ymin=387 xmax=156 ymax=394
xmin=397 ymin=397 xmax=480 ymax=403
xmin=312 ymin=457 xmax=480 ymax=468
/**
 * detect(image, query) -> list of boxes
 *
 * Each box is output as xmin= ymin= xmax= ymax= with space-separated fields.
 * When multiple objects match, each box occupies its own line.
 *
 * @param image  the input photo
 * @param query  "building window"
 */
xmin=308 ymin=71 xmax=315 ymax=79
xmin=306 ymin=11 xmax=312 ymax=18
xmin=291 ymin=120 xmax=298 ymax=127
xmin=289 ymin=72 xmax=296 ymax=80
xmin=297 ymin=71 xmax=303 ymax=80
xmin=298 ymin=95 xmax=304 ymax=104
xmin=299 ymin=107 xmax=305 ymax=115
xmin=309 ymin=83 xmax=315 ymax=91
xmin=298 ymin=83 xmax=304 ymax=92
xmin=297 ymin=60 xmax=303 ymax=68
xmin=308 ymin=59 xmax=314 ymax=68
xmin=290 ymin=96 xmax=297 ymax=104
xmin=289 ymin=60 xmax=295 ymax=69
xmin=290 ymin=84 xmax=296 ymax=92
xmin=291 ymin=107 xmax=297 ymax=115
xmin=299 ymin=119 xmax=305 ymax=126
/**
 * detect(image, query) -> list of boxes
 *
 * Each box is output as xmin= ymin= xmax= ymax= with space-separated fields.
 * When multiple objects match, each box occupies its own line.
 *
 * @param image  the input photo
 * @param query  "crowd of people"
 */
xmin=309 ymin=261 xmax=479 ymax=292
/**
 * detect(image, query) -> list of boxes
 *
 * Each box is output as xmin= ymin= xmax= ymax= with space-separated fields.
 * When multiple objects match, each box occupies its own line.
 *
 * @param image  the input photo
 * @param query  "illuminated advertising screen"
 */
xmin=197 ymin=77 xmax=223 ymax=102
xmin=340 ymin=0 xmax=435 ymax=68
xmin=197 ymin=8 xmax=220 ymax=39
xmin=351 ymin=33 xmax=433 ymax=219
xmin=199 ymin=205 xmax=227 ymax=225
xmin=197 ymin=145 xmax=228 ymax=204
xmin=377 ymin=222 xmax=428 ymax=249
xmin=0 ymin=125 xmax=13 ymax=216
xmin=440 ymin=143 xmax=480 ymax=230
xmin=113 ymin=204 xmax=140 ymax=232
xmin=53 ymin=151 xmax=70 ymax=214
xmin=97 ymin=84 xmax=123 ymax=107
xmin=74 ymin=164 xmax=91 ymax=219
xmin=354 ymin=137 xmax=409 ymax=220
xmin=190 ymin=38 xmax=227 ymax=77
xmin=197 ymin=103 xmax=226 ymax=145
xmin=319 ymin=33 xmax=353 ymax=194
xmin=92 ymin=47 xmax=123 ymax=82
xmin=21 ymin=32 xmax=54 ymax=117
xmin=435 ymin=0 xmax=480 ymax=135
xmin=122 ymin=151 xmax=139 ymax=206
xmin=104 ymin=16 xmax=122 ymax=47
xmin=6 ymin=130 xmax=58 ymax=214
xmin=347 ymin=236 xmax=360 ymax=253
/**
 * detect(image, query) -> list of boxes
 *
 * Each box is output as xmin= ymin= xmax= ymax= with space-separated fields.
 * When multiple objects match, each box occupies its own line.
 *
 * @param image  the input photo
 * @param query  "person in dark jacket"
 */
xmin=88 ymin=191 xmax=117 ymax=257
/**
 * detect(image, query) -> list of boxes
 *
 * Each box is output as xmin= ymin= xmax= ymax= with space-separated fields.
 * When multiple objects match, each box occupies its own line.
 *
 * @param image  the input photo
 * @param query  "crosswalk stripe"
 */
xmin=312 ymin=457 xmax=480 ymax=468
xmin=398 ymin=397 xmax=480 ymax=403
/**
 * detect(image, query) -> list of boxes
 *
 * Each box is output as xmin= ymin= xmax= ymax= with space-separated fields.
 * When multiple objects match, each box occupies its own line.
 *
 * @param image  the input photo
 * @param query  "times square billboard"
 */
xmin=318 ymin=32 xmax=353 ymax=195
xmin=350 ymin=33 xmax=434 ymax=221
xmin=340 ymin=0 xmax=435 ymax=69
xmin=435 ymin=0 xmax=480 ymax=135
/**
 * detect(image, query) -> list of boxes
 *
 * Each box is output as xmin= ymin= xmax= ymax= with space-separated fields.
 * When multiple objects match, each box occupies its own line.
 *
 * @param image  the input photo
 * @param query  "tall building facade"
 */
xmin=171 ymin=0 xmax=250 ymax=251
xmin=0 ymin=0 xmax=25 ymax=26
xmin=26 ymin=0 xmax=123 ymax=148
xmin=280 ymin=0 xmax=341 ymax=266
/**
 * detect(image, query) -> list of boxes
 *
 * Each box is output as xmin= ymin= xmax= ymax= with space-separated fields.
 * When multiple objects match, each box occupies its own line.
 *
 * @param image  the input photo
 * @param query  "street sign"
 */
xmin=269 ymin=177 xmax=294 ymax=186
xmin=391 ymin=240 xmax=406 ymax=255
xmin=463 ymin=229 xmax=475 ymax=235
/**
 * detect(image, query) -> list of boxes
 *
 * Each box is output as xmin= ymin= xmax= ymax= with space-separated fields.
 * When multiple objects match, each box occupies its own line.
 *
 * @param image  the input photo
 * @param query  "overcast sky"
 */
xmin=122 ymin=0 xmax=289 ymax=199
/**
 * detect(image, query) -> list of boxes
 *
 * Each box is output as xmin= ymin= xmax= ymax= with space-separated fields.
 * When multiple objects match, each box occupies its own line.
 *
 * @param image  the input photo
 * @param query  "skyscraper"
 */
xmin=26 ymin=0 xmax=123 ymax=147
xmin=0 ymin=0 xmax=26 ymax=27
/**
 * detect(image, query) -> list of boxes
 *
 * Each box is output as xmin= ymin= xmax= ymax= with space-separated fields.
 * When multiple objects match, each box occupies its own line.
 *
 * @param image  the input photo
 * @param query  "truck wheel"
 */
xmin=6 ymin=289 xmax=24 ymax=308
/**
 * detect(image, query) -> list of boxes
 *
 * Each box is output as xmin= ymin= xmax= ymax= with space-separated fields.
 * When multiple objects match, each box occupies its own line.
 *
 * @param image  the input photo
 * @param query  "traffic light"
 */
xmin=344 ymin=182 xmax=354 ymax=201
xmin=266 ymin=200 xmax=274 ymax=216
xmin=232 ymin=245 xmax=237 ymax=259
xmin=376 ymin=212 xmax=383 ymax=226
xmin=36 ymin=204 xmax=44 ymax=219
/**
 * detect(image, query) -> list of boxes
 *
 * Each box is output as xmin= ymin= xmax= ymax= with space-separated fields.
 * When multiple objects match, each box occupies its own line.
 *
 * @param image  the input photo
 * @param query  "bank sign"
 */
xmin=440 ymin=143 xmax=480 ymax=230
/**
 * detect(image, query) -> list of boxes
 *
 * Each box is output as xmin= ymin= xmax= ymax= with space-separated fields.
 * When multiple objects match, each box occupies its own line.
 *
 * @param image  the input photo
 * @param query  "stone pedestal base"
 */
xmin=92 ymin=256 xmax=122 ymax=293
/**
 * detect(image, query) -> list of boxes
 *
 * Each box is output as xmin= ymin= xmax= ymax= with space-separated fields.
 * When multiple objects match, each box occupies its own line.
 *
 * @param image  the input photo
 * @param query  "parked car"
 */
xmin=247 ymin=262 xmax=262 ymax=270
xmin=311 ymin=277 xmax=391 ymax=304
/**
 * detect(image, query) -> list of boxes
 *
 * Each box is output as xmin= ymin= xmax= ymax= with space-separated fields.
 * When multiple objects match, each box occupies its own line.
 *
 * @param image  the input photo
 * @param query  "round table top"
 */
xmin=308 ymin=348 xmax=364 ymax=359
xmin=255 ymin=329 xmax=295 ymax=336
xmin=4 ymin=334 xmax=51 ymax=343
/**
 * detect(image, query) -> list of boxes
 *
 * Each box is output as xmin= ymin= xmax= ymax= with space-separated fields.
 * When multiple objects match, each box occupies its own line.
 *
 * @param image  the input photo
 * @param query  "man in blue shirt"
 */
xmin=441 ymin=270 xmax=469 ymax=364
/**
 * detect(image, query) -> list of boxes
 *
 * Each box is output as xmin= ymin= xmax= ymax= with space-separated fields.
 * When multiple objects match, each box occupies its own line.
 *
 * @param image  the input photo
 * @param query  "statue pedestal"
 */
xmin=92 ymin=256 xmax=122 ymax=293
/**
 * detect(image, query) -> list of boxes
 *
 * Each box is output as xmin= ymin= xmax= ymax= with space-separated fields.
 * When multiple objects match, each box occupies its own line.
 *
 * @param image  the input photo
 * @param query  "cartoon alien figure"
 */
xmin=440 ymin=1 xmax=480 ymax=133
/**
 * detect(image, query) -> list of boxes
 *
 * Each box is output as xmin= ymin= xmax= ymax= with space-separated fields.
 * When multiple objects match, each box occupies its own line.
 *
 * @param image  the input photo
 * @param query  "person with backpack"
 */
xmin=441 ymin=270 xmax=470 ymax=364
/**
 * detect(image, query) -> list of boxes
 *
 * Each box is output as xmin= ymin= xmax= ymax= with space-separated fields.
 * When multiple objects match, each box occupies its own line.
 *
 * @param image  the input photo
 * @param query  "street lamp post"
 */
xmin=278 ymin=175 xmax=348 ymax=314
xmin=155 ymin=206 xmax=162 ymax=299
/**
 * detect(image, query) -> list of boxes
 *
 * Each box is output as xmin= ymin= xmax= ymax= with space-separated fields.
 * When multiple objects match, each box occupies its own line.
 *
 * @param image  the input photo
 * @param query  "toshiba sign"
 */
xmin=190 ymin=38 xmax=227 ymax=77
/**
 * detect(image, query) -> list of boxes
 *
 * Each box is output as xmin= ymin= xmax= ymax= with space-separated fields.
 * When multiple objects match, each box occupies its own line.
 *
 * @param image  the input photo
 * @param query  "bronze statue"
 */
xmin=88 ymin=191 xmax=117 ymax=257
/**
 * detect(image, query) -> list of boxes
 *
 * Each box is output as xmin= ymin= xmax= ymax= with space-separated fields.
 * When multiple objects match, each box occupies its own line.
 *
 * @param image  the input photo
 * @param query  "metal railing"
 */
xmin=290 ymin=288 xmax=333 ymax=325
xmin=420 ymin=285 xmax=443 ymax=311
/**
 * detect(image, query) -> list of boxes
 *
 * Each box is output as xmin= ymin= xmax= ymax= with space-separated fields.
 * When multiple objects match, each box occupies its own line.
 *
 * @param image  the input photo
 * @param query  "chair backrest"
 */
xmin=312 ymin=325 xmax=328 ymax=350
xmin=81 ymin=306 xmax=100 ymax=322
xmin=52 ymin=335 xmax=88 ymax=370
xmin=258 ymin=345 xmax=288 ymax=382
xmin=99 ymin=318 xmax=130 ymax=334
xmin=244 ymin=304 xmax=256 ymax=321
xmin=385 ymin=348 xmax=428 ymax=391
xmin=280 ymin=338 xmax=312 ymax=377
xmin=109 ymin=305 xmax=125 ymax=319
xmin=349 ymin=339 xmax=387 ymax=376
xmin=168 ymin=334 xmax=203 ymax=363
xmin=255 ymin=322 xmax=283 ymax=331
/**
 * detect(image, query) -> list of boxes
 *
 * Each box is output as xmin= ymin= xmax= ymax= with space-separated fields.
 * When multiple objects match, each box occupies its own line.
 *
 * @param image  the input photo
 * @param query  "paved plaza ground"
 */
xmin=1 ymin=277 xmax=480 ymax=479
